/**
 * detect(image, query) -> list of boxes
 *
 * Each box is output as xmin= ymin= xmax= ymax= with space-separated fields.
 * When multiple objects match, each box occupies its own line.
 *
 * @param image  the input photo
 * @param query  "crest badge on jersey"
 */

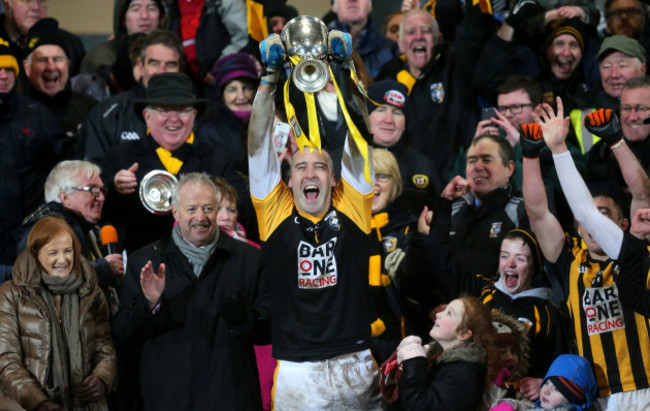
xmin=430 ymin=82 xmax=445 ymax=103
xmin=489 ymin=222 xmax=502 ymax=238
xmin=297 ymin=239 xmax=338 ymax=289
xmin=324 ymin=210 xmax=340 ymax=230
xmin=412 ymin=174 xmax=429 ymax=189
xmin=382 ymin=236 xmax=398 ymax=253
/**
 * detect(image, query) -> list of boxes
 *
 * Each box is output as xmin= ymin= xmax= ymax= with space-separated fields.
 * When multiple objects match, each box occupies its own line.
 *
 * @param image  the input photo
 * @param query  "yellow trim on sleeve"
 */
xmin=252 ymin=181 xmax=295 ymax=242
xmin=332 ymin=179 xmax=373 ymax=234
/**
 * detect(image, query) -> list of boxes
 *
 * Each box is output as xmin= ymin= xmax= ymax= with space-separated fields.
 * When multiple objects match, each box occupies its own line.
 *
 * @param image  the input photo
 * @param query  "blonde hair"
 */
xmin=372 ymin=148 xmax=402 ymax=202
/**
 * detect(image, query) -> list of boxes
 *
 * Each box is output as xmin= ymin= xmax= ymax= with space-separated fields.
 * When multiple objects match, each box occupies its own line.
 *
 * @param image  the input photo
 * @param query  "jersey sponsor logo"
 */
xmin=324 ymin=210 xmax=340 ymax=230
xmin=582 ymin=285 xmax=625 ymax=335
xmin=489 ymin=222 xmax=503 ymax=238
xmin=120 ymin=131 xmax=141 ymax=141
xmin=412 ymin=174 xmax=429 ymax=189
xmin=382 ymin=236 xmax=397 ymax=253
xmin=297 ymin=239 xmax=338 ymax=289
xmin=430 ymin=82 xmax=445 ymax=103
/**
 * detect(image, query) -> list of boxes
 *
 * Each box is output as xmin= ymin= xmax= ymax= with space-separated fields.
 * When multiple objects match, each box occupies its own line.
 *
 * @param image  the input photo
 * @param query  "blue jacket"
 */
xmin=536 ymin=354 xmax=597 ymax=411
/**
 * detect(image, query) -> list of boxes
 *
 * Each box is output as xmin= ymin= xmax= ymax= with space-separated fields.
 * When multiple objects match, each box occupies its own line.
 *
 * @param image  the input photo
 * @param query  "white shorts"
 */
xmin=594 ymin=387 xmax=650 ymax=411
xmin=272 ymin=349 xmax=382 ymax=410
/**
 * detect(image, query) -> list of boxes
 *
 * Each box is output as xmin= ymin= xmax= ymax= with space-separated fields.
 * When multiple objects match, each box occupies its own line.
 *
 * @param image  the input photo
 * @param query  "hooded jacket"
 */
xmin=80 ymin=0 xmax=165 ymax=74
xmin=535 ymin=354 xmax=597 ymax=411
xmin=0 ymin=251 xmax=116 ymax=410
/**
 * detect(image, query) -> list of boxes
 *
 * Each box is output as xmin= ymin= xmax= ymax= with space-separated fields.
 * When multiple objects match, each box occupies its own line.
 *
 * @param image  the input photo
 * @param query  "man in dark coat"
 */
xmin=79 ymin=29 xmax=183 ymax=160
xmin=22 ymin=18 xmax=97 ymax=145
xmin=92 ymin=71 xmax=251 ymax=253
xmin=0 ymin=37 xmax=67 ymax=283
xmin=113 ymin=172 xmax=268 ymax=410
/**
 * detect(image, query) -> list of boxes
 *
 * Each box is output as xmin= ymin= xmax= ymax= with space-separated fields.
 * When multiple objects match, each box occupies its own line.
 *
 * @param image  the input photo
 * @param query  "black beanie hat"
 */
xmin=366 ymin=80 xmax=411 ymax=124
xmin=25 ymin=18 xmax=68 ymax=57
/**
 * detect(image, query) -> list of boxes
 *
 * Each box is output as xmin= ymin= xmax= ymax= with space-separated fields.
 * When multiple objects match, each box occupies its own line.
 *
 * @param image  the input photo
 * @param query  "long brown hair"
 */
xmin=456 ymin=296 xmax=500 ymax=384
xmin=27 ymin=217 xmax=82 ymax=275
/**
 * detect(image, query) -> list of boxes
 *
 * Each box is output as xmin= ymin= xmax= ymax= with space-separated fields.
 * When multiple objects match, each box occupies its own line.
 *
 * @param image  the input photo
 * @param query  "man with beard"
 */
xmin=0 ymin=37 xmax=67 ymax=283
xmin=23 ymin=18 xmax=97 ymax=145
xmin=604 ymin=0 xmax=650 ymax=62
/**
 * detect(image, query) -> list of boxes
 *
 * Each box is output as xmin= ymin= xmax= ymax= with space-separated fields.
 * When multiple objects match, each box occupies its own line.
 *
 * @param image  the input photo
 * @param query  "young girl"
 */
xmin=212 ymin=177 xmax=260 ymax=249
xmin=396 ymin=296 xmax=498 ymax=410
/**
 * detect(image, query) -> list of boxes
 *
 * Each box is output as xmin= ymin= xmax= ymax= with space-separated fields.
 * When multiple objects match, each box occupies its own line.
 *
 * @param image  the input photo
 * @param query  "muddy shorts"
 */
xmin=272 ymin=349 xmax=382 ymax=410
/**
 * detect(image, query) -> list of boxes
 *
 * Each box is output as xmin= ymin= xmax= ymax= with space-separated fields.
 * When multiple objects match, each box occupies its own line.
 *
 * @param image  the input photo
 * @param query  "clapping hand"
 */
xmin=140 ymin=260 xmax=165 ymax=310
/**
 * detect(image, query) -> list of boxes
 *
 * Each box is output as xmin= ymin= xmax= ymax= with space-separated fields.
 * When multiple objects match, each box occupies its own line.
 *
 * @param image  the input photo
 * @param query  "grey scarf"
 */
xmin=40 ymin=271 xmax=84 ymax=409
xmin=171 ymin=225 xmax=219 ymax=277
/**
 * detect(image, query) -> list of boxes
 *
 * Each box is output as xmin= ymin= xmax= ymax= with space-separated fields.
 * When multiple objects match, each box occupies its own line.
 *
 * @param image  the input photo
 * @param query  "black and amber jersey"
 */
xmin=253 ymin=179 xmax=375 ymax=361
xmin=549 ymin=235 xmax=650 ymax=396
xmin=474 ymin=279 xmax=567 ymax=378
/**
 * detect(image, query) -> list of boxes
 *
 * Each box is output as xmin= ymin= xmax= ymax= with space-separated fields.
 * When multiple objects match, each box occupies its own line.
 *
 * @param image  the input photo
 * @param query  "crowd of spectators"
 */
xmin=0 ymin=0 xmax=650 ymax=409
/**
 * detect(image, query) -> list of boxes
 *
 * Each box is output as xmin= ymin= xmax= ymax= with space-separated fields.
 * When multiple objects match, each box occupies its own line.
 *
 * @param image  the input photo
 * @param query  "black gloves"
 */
xmin=520 ymin=123 xmax=545 ymax=159
xmin=584 ymin=108 xmax=624 ymax=148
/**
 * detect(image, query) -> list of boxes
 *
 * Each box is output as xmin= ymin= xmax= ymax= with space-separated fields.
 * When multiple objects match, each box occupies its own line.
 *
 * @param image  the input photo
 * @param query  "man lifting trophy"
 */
xmin=248 ymin=15 xmax=382 ymax=410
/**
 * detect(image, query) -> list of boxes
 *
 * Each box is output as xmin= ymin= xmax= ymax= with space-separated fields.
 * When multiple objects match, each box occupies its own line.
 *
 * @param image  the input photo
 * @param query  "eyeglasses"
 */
xmin=620 ymin=105 xmax=650 ymax=114
xmin=376 ymin=174 xmax=392 ymax=182
xmin=150 ymin=106 xmax=195 ymax=118
xmin=71 ymin=186 xmax=108 ymax=197
xmin=497 ymin=104 xmax=533 ymax=114
xmin=606 ymin=7 xmax=643 ymax=19
xmin=16 ymin=0 xmax=50 ymax=6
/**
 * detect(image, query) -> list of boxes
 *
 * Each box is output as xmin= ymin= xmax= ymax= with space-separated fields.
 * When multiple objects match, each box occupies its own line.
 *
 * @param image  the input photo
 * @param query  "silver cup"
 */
xmin=281 ymin=15 xmax=330 ymax=93
xmin=139 ymin=170 xmax=178 ymax=215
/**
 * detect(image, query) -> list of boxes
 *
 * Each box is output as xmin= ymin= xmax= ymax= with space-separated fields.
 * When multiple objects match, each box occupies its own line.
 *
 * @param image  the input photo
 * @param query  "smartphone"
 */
xmin=481 ymin=107 xmax=506 ymax=138
xmin=481 ymin=107 xmax=498 ymax=121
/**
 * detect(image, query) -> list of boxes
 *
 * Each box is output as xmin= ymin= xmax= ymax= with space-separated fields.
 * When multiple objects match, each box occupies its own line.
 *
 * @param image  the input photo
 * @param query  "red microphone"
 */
xmin=100 ymin=225 xmax=118 ymax=255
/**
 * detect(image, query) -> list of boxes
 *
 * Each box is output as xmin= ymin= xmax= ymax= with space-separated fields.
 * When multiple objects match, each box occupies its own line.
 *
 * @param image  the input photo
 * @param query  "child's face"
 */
xmin=539 ymin=380 xmax=570 ymax=409
xmin=499 ymin=345 xmax=520 ymax=376
xmin=217 ymin=200 xmax=238 ymax=231
xmin=430 ymin=299 xmax=465 ymax=348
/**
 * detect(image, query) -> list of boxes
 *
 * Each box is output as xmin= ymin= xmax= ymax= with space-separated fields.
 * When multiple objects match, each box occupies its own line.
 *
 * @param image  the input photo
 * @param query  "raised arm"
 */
xmin=536 ymin=98 xmax=624 ymax=259
xmin=584 ymin=108 xmax=650 ymax=217
xmin=248 ymin=35 xmax=285 ymax=199
xmin=521 ymin=123 xmax=565 ymax=263
xmin=615 ymin=209 xmax=650 ymax=317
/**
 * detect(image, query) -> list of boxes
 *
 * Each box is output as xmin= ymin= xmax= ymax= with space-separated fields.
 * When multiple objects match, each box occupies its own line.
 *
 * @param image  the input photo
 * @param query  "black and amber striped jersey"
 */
xmin=548 ymin=235 xmax=650 ymax=396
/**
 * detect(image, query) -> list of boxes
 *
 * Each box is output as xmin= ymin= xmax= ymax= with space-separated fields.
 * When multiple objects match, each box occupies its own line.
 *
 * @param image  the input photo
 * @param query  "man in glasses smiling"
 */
xmin=15 ymin=160 xmax=125 ymax=293
xmin=92 ymin=72 xmax=251 ymax=253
